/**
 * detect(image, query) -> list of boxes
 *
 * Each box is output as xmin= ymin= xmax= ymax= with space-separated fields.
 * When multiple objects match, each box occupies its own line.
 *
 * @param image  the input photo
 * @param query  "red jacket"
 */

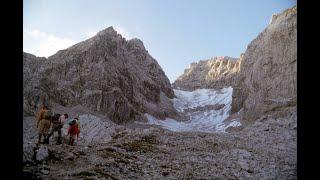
xmin=68 ymin=124 xmax=80 ymax=138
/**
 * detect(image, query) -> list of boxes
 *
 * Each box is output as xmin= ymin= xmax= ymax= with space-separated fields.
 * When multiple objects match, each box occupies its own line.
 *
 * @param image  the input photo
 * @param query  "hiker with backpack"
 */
xmin=36 ymin=105 xmax=48 ymax=128
xmin=36 ymin=106 xmax=52 ymax=144
xmin=46 ymin=113 xmax=69 ymax=144
xmin=67 ymin=117 xmax=80 ymax=146
xmin=46 ymin=113 xmax=63 ymax=144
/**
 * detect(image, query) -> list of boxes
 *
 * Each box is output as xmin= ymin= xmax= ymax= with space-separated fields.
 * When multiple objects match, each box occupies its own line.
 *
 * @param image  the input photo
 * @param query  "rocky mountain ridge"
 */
xmin=23 ymin=26 xmax=178 ymax=124
xmin=173 ymin=6 xmax=297 ymax=122
xmin=173 ymin=56 xmax=242 ymax=91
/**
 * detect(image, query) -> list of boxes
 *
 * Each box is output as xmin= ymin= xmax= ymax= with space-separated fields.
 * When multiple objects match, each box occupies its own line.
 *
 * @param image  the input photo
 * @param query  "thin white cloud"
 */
xmin=24 ymin=25 xmax=137 ymax=57
xmin=23 ymin=28 xmax=76 ymax=57
xmin=113 ymin=25 xmax=133 ymax=39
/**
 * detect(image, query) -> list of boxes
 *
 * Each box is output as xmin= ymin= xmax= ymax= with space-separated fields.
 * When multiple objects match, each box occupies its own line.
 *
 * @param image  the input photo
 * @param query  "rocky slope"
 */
xmin=23 ymin=27 xmax=178 ymax=124
xmin=231 ymin=6 xmax=297 ymax=122
xmin=173 ymin=56 xmax=241 ymax=91
xmin=23 ymin=108 xmax=296 ymax=179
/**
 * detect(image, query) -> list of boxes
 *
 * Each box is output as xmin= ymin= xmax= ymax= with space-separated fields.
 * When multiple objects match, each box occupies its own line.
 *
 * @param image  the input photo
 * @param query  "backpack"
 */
xmin=52 ymin=113 xmax=61 ymax=124
xmin=43 ymin=110 xmax=52 ymax=120
xmin=69 ymin=119 xmax=76 ymax=125
xmin=76 ymin=120 xmax=81 ymax=133
xmin=68 ymin=123 xmax=79 ymax=135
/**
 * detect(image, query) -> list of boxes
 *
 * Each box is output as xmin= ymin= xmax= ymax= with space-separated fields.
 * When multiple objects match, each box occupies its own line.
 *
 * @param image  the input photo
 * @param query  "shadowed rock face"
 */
xmin=23 ymin=53 xmax=49 ymax=115
xmin=231 ymin=6 xmax=297 ymax=121
xmin=173 ymin=56 xmax=241 ymax=91
xmin=23 ymin=26 xmax=177 ymax=124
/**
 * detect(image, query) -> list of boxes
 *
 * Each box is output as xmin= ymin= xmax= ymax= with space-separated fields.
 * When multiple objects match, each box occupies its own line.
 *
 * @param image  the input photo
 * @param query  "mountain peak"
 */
xmin=97 ymin=26 xmax=118 ymax=37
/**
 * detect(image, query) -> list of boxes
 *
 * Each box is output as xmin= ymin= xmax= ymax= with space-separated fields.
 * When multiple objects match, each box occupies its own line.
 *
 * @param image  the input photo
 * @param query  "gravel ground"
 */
xmin=23 ymin=106 xmax=296 ymax=179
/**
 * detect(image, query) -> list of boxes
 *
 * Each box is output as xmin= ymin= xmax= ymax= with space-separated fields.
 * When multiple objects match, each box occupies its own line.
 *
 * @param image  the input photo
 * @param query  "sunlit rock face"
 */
xmin=231 ymin=6 xmax=297 ymax=121
xmin=173 ymin=56 xmax=241 ymax=91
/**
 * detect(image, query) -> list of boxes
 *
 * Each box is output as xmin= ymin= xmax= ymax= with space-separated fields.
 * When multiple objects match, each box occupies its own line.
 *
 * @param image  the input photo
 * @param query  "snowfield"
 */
xmin=145 ymin=87 xmax=241 ymax=133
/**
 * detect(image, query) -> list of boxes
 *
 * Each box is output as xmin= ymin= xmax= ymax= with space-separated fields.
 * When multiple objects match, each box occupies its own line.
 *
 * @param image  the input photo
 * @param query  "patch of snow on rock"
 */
xmin=146 ymin=87 xmax=241 ymax=132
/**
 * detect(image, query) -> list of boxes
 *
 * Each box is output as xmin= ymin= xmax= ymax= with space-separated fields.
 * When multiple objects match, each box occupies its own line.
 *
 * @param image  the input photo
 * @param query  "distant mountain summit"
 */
xmin=173 ymin=56 xmax=241 ymax=91
xmin=23 ymin=26 xmax=177 ymax=124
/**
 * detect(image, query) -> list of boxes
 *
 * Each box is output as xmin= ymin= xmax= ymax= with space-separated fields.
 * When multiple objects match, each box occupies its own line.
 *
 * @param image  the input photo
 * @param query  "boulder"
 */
xmin=36 ymin=145 xmax=49 ymax=162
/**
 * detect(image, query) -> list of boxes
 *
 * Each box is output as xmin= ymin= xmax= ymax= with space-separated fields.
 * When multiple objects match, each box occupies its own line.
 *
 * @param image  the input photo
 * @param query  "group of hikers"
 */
xmin=36 ymin=105 xmax=80 ymax=146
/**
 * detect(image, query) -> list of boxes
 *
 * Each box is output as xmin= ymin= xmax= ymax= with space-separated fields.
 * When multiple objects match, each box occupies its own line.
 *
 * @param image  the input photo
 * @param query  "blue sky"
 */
xmin=23 ymin=0 xmax=296 ymax=82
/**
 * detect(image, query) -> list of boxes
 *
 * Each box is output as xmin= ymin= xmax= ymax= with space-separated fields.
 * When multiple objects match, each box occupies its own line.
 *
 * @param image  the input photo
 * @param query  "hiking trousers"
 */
xmin=47 ymin=126 xmax=62 ymax=143
xmin=68 ymin=134 xmax=77 ymax=145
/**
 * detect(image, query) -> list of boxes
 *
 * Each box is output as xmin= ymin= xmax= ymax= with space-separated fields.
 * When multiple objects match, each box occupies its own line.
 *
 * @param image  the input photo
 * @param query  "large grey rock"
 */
xmin=23 ymin=26 xmax=178 ymax=124
xmin=23 ymin=143 xmax=36 ymax=163
xmin=173 ymin=56 xmax=241 ymax=91
xmin=36 ymin=145 xmax=49 ymax=162
xmin=231 ymin=6 xmax=297 ymax=121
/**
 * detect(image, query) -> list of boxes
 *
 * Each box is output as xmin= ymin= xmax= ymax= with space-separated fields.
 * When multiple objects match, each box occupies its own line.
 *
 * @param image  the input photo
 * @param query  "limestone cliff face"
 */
xmin=23 ymin=27 xmax=177 ymax=124
xmin=231 ymin=6 xmax=297 ymax=121
xmin=173 ymin=6 xmax=297 ymax=122
xmin=173 ymin=56 xmax=241 ymax=91
xmin=23 ymin=53 xmax=49 ymax=115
